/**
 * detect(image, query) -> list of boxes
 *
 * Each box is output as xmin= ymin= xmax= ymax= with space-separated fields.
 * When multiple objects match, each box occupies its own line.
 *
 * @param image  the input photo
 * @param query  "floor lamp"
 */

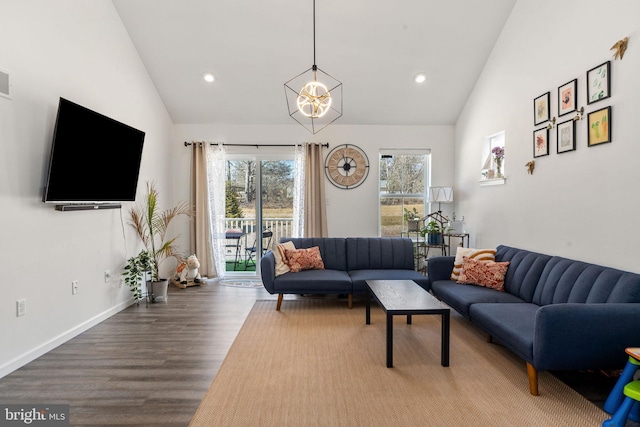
xmin=426 ymin=186 xmax=453 ymax=218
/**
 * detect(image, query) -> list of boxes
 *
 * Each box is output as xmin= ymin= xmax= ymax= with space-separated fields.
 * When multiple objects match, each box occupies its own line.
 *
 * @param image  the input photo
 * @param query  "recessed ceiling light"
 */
xmin=203 ymin=72 xmax=215 ymax=83
xmin=414 ymin=73 xmax=427 ymax=84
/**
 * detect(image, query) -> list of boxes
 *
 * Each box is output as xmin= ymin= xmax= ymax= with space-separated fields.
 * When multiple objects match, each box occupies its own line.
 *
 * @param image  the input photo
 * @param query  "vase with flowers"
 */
xmin=492 ymin=146 xmax=505 ymax=178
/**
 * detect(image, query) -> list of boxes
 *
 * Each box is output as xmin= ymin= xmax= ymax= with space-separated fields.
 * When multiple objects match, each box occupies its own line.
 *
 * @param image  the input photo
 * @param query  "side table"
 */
xmin=444 ymin=233 xmax=469 ymax=255
xmin=401 ymin=230 xmax=423 ymax=271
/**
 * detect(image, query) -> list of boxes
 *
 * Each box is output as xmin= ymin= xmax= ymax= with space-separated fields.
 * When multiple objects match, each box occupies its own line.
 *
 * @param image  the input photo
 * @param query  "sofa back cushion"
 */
xmin=346 ymin=237 xmax=415 ymax=271
xmin=281 ymin=238 xmax=347 ymax=271
xmin=495 ymin=245 xmax=552 ymax=302
xmin=533 ymin=256 xmax=640 ymax=305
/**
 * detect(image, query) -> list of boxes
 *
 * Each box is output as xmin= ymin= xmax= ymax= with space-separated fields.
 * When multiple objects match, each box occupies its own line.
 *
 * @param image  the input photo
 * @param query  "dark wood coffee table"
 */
xmin=365 ymin=279 xmax=450 ymax=368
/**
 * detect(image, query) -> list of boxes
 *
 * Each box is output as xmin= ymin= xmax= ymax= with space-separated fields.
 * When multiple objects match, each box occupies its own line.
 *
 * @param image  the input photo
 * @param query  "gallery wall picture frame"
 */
xmin=556 ymin=119 xmax=576 ymax=153
xmin=534 ymin=92 xmax=550 ymax=125
xmin=587 ymin=61 xmax=610 ymax=104
xmin=558 ymin=79 xmax=577 ymax=116
xmin=588 ymin=106 xmax=612 ymax=147
xmin=533 ymin=127 xmax=549 ymax=158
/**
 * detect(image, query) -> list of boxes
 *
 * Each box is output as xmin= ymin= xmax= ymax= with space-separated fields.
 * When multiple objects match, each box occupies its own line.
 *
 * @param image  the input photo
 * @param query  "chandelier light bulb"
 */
xmin=296 ymin=80 xmax=332 ymax=118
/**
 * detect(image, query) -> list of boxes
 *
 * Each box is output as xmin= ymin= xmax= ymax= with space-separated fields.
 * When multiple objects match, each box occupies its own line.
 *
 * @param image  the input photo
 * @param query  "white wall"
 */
xmin=8 ymin=0 xmax=636 ymax=380
xmin=174 ymin=124 xmax=455 ymax=237
xmin=455 ymin=0 xmax=640 ymax=271
xmin=0 ymin=1 xmax=176 ymax=377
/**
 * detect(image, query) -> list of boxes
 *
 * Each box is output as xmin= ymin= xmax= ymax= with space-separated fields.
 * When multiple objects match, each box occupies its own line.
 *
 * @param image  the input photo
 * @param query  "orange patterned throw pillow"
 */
xmin=456 ymin=256 xmax=510 ymax=291
xmin=284 ymin=246 xmax=325 ymax=273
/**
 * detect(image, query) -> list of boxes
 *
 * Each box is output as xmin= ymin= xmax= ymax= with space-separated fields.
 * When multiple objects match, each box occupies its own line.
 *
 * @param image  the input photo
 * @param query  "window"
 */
xmin=379 ymin=150 xmax=430 ymax=237
xmin=481 ymin=131 xmax=505 ymax=183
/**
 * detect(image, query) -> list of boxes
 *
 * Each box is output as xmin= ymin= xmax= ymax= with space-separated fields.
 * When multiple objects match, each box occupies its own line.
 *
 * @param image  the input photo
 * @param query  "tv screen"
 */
xmin=42 ymin=98 xmax=145 ymax=204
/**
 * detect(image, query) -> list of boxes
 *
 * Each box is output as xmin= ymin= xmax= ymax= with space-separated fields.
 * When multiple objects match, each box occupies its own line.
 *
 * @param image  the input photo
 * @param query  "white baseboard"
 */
xmin=0 ymin=300 xmax=133 ymax=379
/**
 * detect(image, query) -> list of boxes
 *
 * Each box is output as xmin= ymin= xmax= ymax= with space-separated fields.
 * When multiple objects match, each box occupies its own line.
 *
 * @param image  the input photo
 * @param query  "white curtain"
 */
xmin=206 ymin=143 xmax=227 ymax=279
xmin=292 ymin=144 xmax=305 ymax=237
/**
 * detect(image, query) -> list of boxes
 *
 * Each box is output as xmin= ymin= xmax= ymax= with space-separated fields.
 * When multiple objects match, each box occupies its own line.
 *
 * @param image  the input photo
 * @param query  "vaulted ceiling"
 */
xmin=113 ymin=0 xmax=516 ymax=126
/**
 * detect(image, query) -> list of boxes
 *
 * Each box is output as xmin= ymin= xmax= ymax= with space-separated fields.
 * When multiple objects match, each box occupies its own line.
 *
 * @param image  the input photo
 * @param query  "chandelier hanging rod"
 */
xmin=312 ymin=0 xmax=317 ymax=68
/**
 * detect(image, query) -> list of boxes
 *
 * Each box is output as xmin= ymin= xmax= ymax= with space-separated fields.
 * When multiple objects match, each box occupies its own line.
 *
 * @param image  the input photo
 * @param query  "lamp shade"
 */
xmin=428 ymin=187 xmax=453 ymax=203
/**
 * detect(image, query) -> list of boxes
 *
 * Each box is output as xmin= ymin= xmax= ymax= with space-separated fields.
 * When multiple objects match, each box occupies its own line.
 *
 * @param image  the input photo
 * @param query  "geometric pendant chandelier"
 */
xmin=284 ymin=0 xmax=342 ymax=134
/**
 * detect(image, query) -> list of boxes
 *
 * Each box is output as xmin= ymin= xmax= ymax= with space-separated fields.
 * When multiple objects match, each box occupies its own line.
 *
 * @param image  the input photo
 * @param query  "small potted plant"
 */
xmin=127 ymin=181 xmax=192 ymax=303
xmin=403 ymin=207 xmax=421 ymax=232
xmin=123 ymin=250 xmax=154 ymax=303
xmin=420 ymin=220 xmax=443 ymax=245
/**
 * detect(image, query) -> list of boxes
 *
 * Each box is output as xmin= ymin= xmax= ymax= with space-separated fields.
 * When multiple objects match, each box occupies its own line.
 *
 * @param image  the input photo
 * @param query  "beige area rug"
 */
xmin=190 ymin=299 xmax=608 ymax=426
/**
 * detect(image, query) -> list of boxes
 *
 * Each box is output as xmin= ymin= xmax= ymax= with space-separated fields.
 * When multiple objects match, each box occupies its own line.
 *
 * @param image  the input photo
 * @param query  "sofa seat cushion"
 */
xmin=273 ymin=269 xmax=352 ymax=294
xmin=349 ymin=269 xmax=430 ymax=293
xmin=431 ymin=280 xmax=525 ymax=319
xmin=468 ymin=303 xmax=539 ymax=363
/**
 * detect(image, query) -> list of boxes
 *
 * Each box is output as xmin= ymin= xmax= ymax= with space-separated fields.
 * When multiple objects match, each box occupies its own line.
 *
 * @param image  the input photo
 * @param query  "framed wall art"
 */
xmin=533 ymin=128 xmax=549 ymax=157
xmin=556 ymin=119 xmax=576 ymax=153
xmin=587 ymin=61 xmax=610 ymax=104
xmin=534 ymin=92 xmax=550 ymax=125
xmin=558 ymin=79 xmax=577 ymax=116
xmin=588 ymin=106 xmax=612 ymax=147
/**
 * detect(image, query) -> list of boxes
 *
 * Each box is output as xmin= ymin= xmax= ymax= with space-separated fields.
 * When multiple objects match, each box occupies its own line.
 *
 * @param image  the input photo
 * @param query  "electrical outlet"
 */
xmin=104 ymin=270 xmax=111 ymax=283
xmin=72 ymin=280 xmax=78 ymax=295
xmin=16 ymin=299 xmax=26 ymax=317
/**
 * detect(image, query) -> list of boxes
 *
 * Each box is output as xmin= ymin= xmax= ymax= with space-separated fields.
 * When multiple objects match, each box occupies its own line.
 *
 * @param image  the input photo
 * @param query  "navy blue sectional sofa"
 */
xmin=260 ymin=237 xmax=428 ymax=311
xmin=428 ymin=245 xmax=640 ymax=395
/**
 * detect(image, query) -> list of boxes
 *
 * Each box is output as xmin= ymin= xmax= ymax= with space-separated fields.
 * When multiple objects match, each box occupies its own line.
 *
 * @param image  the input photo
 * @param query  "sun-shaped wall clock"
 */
xmin=324 ymin=144 xmax=370 ymax=189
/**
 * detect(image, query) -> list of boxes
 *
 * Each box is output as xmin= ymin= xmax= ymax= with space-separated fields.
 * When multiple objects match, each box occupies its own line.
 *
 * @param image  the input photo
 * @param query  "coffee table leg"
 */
xmin=387 ymin=313 xmax=393 ymax=368
xmin=441 ymin=311 xmax=450 ymax=367
xmin=365 ymin=290 xmax=371 ymax=325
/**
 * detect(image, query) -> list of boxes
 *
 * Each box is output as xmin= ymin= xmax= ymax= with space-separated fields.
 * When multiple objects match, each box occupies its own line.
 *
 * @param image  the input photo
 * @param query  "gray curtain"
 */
xmin=189 ymin=142 xmax=216 ymax=278
xmin=304 ymin=143 xmax=328 ymax=237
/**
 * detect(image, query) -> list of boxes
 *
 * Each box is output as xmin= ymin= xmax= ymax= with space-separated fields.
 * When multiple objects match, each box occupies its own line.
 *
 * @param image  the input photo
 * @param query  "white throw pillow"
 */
xmin=274 ymin=241 xmax=296 ymax=276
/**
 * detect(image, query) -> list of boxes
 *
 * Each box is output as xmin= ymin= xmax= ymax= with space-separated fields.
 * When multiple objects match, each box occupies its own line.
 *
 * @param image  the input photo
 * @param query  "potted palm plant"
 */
xmin=126 ymin=181 xmax=192 ymax=303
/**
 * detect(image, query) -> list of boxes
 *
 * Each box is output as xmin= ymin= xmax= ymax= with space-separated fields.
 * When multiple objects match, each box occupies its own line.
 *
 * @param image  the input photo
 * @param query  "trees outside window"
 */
xmin=379 ymin=151 xmax=430 ymax=237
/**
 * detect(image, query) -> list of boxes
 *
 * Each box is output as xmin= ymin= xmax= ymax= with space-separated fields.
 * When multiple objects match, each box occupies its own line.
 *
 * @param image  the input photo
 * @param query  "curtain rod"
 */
xmin=184 ymin=141 xmax=329 ymax=148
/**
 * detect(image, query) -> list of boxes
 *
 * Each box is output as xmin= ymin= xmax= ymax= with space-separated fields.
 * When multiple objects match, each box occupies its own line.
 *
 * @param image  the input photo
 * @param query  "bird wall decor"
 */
xmin=611 ymin=37 xmax=628 ymax=60
xmin=525 ymin=160 xmax=535 ymax=175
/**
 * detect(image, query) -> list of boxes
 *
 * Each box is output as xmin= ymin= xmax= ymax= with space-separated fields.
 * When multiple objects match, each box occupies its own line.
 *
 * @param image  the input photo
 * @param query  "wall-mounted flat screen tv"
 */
xmin=42 ymin=98 xmax=145 ymax=205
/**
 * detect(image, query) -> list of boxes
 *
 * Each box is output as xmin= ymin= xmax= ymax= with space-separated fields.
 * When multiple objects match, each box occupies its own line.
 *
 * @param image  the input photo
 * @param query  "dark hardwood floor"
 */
xmin=0 ymin=282 xmax=278 ymax=426
xmin=0 ymin=282 xmax=624 ymax=426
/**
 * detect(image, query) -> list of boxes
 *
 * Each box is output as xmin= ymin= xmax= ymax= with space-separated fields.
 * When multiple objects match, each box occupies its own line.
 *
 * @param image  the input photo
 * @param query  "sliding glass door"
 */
xmin=224 ymin=155 xmax=294 ymax=277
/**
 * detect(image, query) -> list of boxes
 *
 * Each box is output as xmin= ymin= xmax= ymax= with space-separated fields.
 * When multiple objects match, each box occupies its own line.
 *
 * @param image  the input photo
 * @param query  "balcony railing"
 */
xmin=224 ymin=218 xmax=293 ymax=263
